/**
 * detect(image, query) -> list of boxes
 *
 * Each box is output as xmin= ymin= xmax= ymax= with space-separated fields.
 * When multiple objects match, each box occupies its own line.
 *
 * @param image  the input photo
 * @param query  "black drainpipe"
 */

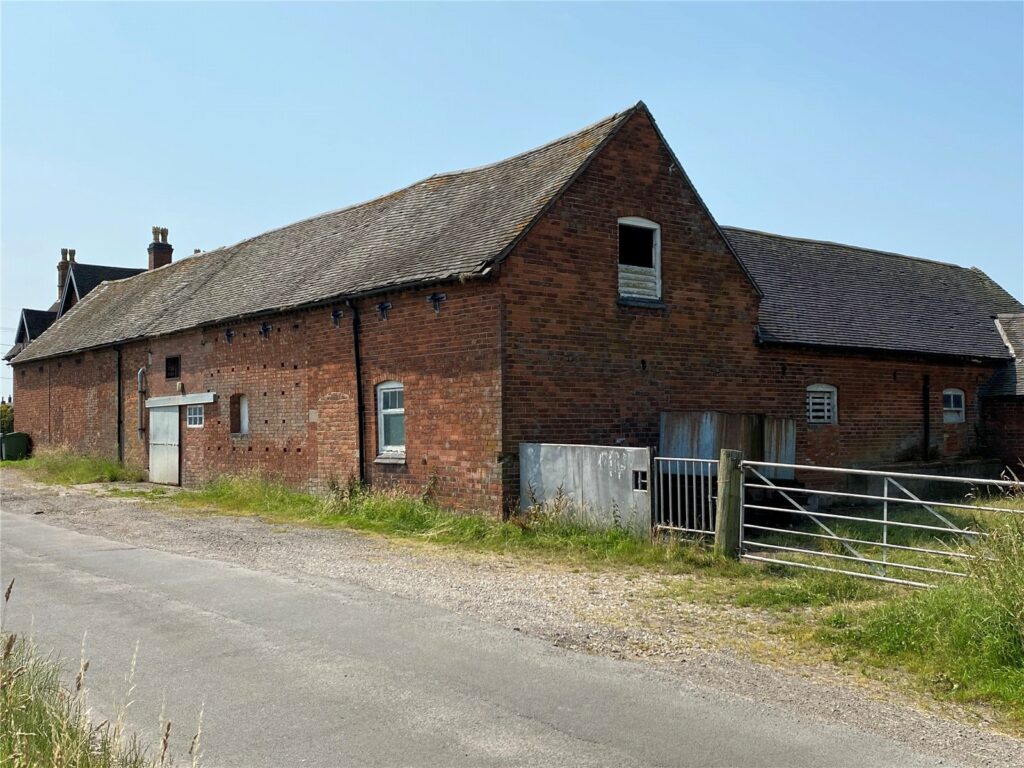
xmin=921 ymin=373 xmax=931 ymax=461
xmin=347 ymin=300 xmax=366 ymax=484
xmin=115 ymin=347 xmax=124 ymax=463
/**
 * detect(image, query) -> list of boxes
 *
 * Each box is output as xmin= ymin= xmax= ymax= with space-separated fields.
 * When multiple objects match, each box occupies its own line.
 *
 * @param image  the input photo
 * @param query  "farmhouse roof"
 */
xmin=13 ymin=105 xmax=643 ymax=363
xmin=70 ymin=263 xmax=146 ymax=298
xmin=2 ymin=309 xmax=58 ymax=361
xmin=21 ymin=309 xmax=59 ymax=340
xmin=723 ymin=227 xmax=1023 ymax=360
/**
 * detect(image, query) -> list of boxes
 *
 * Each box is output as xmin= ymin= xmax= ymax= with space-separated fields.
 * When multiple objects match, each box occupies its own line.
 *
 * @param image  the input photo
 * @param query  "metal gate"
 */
xmin=148 ymin=405 xmax=179 ymax=485
xmin=653 ymin=457 xmax=717 ymax=534
xmin=740 ymin=460 xmax=1022 ymax=587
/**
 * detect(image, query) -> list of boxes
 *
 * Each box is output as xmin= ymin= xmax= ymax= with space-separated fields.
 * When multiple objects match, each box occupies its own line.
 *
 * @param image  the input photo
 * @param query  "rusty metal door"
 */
xmin=148 ymin=406 xmax=179 ymax=484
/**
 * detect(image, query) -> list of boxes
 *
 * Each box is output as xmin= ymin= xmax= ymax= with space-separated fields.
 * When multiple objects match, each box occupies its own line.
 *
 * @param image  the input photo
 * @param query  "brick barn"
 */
xmin=7 ymin=102 xmax=1024 ymax=515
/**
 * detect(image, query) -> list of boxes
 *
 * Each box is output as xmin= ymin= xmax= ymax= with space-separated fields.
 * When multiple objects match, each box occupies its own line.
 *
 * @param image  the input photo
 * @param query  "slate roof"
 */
xmin=982 ymin=314 xmax=1024 ymax=396
xmin=723 ymin=227 xmax=1023 ymax=360
xmin=3 ymin=309 xmax=58 ymax=361
xmin=12 ymin=105 xmax=640 ymax=364
xmin=70 ymin=264 xmax=145 ymax=298
xmin=21 ymin=309 xmax=58 ymax=340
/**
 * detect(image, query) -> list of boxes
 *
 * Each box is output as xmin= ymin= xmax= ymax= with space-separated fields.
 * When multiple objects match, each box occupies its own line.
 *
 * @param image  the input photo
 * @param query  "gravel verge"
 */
xmin=2 ymin=468 xmax=1022 ymax=767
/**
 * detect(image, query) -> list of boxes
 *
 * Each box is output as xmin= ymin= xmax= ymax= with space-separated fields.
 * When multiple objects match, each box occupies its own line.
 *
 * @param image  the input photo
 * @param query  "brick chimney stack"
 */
xmin=57 ymin=248 xmax=72 ymax=301
xmin=148 ymin=226 xmax=173 ymax=270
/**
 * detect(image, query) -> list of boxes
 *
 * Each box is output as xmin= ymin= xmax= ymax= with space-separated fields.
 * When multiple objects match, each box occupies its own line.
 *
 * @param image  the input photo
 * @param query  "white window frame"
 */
xmin=376 ymin=381 xmax=405 ymax=457
xmin=186 ymin=404 xmax=204 ymax=428
xmin=806 ymin=383 xmax=837 ymax=425
xmin=617 ymin=217 xmax=662 ymax=300
xmin=942 ymin=388 xmax=966 ymax=424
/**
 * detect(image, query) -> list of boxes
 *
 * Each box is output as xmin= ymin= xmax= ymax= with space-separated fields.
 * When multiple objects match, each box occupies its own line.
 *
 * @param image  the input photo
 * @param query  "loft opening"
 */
xmin=617 ymin=217 xmax=661 ymax=301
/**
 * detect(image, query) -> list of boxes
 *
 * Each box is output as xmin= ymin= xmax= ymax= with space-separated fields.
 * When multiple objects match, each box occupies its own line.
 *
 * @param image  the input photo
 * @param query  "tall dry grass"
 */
xmin=0 ymin=580 xmax=202 ymax=767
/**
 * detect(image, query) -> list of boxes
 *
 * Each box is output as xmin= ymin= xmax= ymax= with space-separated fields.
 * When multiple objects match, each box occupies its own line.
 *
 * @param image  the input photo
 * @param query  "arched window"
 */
xmin=376 ymin=381 xmax=405 ymax=457
xmin=230 ymin=393 xmax=249 ymax=435
xmin=942 ymin=388 xmax=965 ymax=423
xmin=806 ymin=383 xmax=837 ymax=424
xmin=617 ymin=217 xmax=662 ymax=301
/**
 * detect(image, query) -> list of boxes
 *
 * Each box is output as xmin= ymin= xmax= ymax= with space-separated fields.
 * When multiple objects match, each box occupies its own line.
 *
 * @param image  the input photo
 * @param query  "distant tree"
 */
xmin=0 ymin=401 xmax=13 ymax=433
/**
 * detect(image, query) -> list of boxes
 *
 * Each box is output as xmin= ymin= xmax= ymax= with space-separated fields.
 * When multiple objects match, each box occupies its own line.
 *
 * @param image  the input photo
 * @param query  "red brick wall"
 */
xmin=495 ymin=110 xmax=1002 ymax=504
xmin=12 ymin=348 xmax=120 ymax=458
xmin=13 ymin=280 xmax=503 ymax=514
xmin=981 ymin=398 xmax=1024 ymax=472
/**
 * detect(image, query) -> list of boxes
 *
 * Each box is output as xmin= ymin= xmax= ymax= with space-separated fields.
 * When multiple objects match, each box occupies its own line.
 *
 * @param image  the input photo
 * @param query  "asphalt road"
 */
xmin=1 ymin=510 xmax=954 ymax=767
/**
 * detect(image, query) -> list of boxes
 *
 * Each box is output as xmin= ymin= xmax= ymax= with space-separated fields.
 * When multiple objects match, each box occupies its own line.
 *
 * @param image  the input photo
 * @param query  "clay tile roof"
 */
xmin=723 ymin=227 xmax=1023 ymax=360
xmin=13 ymin=105 xmax=639 ymax=363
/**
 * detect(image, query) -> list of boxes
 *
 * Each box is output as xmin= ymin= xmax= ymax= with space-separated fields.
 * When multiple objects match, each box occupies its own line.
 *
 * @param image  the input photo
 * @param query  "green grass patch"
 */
xmin=734 ymin=570 xmax=885 ymax=610
xmin=2 ymin=449 xmax=144 ymax=485
xmin=171 ymin=473 xmax=745 ymax=572
xmin=819 ymin=517 xmax=1024 ymax=724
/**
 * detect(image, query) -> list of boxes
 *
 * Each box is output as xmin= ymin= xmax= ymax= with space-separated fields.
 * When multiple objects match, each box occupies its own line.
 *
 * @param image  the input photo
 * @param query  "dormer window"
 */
xmin=618 ymin=217 xmax=661 ymax=301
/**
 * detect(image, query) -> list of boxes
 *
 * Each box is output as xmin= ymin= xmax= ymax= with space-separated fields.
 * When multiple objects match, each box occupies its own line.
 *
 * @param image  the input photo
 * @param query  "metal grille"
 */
xmin=740 ymin=460 xmax=1023 ymax=587
xmin=653 ymin=457 xmax=717 ymax=534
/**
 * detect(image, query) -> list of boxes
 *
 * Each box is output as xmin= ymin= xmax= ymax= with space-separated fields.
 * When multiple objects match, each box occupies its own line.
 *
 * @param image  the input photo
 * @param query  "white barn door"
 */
xmin=148 ymin=406 xmax=180 ymax=485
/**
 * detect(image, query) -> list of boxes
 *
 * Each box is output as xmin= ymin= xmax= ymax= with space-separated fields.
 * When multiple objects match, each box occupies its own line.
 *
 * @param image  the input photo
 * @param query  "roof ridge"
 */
xmin=721 ymin=226 xmax=972 ymax=271
xmin=425 ymin=104 xmax=638 ymax=181
xmin=71 ymin=262 xmax=146 ymax=273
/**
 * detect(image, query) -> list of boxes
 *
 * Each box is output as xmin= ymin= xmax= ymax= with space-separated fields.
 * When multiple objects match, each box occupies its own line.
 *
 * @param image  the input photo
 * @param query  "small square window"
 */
xmin=942 ymin=389 xmax=965 ymax=424
xmin=632 ymin=469 xmax=649 ymax=492
xmin=186 ymin=404 xmax=204 ymax=428
xmin=619 ymin=225 xmax=655 ymax=268
xmin=166 ymin=356 xmax=181 ymax=379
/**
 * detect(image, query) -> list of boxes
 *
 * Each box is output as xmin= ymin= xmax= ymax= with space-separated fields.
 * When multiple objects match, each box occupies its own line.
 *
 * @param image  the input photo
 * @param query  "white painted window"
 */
xmin=186 ymin=404 xmax=204 ymax=428
xmin=617 ymin=217 xmax=661 ymax=301
xmin=376 ymin=381 xmax=405 ymax=456
xmin=942 ymin=389 xmax=965 ymax=423
xmin=806 ymin=384 xmax=837 ymax=424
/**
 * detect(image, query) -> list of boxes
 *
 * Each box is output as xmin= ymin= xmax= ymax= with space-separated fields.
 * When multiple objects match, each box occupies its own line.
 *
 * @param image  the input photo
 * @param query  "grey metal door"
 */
xmin=148 ymin=406 xmax=180 ymax=484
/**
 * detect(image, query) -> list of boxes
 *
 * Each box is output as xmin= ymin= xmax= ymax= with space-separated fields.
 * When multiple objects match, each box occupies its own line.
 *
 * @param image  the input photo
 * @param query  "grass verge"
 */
xmin=1 ymin=449 xmax=144 ymax=485
xmin=819 ymin=515 xmax=1024 ymax=724
xmin=168 ymin=473 xmax=751 ymax=574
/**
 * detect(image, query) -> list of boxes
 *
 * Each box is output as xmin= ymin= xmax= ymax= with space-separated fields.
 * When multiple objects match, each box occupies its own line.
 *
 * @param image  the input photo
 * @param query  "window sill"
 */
xmin=230 ymin=433 xmax=250 ymax=439
xmin=617 ymin=297 xmax=666 ymax=310
xmin=374 ymin=454 xmax=407 ymax=465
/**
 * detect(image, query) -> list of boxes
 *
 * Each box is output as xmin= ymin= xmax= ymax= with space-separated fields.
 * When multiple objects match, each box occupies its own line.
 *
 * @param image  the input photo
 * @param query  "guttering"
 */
xmin=347 ymin=299 xmax=366 ymax=485
xmin=116 ymin=347 xmax=124 ymax=463
xmin=752 ymin=336 xmax=1010 ymax=365
xmin=12 ymin=271 xmax=494 ymax=366
xmin=137 ymin=366 xmax=147 ymax=440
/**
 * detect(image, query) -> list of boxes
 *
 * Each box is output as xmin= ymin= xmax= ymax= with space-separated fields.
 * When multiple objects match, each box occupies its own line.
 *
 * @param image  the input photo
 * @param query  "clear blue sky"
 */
xmin=2 ymin=1 xmax=1023 ymax=399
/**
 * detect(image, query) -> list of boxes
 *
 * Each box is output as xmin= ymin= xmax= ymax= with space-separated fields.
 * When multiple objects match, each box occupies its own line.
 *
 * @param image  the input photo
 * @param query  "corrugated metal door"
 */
xmin=148 ymin=406 xmax=180 ymax=485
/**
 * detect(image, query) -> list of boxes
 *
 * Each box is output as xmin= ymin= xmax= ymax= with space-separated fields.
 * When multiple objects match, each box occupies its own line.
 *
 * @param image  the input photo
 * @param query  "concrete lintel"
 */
xmin=145 ymin=392 xmax=217 ymax=409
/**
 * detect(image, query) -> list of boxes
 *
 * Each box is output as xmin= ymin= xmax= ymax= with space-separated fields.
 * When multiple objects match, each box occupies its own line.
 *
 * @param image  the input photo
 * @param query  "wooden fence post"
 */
xmin=714 ymin=449 xmax=743 ymax=558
